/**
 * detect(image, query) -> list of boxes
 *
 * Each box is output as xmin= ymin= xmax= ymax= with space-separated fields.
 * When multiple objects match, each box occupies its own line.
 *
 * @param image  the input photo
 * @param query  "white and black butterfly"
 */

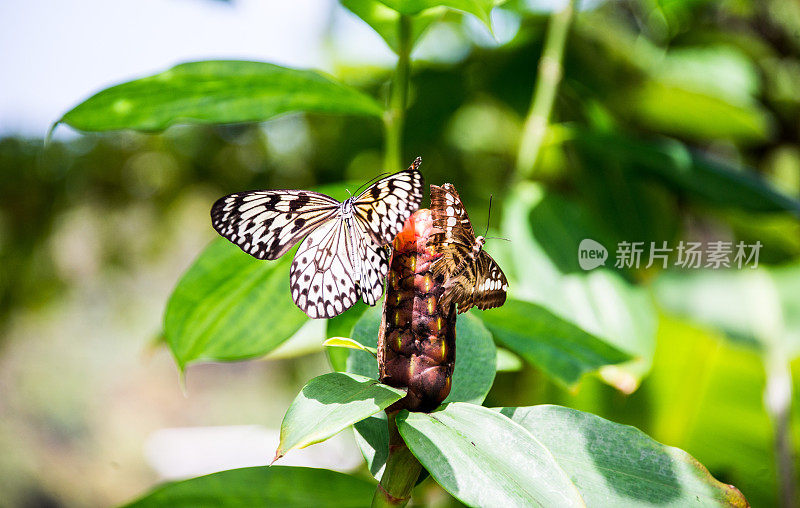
xmin=211 ymin=159 xmax=424 ymax=319
xmin=430 ymin=183 xmax=508 ymax=313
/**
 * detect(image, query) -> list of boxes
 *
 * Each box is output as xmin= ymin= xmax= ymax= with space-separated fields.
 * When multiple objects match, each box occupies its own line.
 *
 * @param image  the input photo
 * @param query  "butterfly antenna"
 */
xmin=485 ymin=236 xmax=511 ymax=242
xmin=484 ymin=194 xmax=493 ymax=238
xmin=354 ymin=172 xmax=390 ymax=196
xmin=345 ymin=188 xmax=352 ymax=198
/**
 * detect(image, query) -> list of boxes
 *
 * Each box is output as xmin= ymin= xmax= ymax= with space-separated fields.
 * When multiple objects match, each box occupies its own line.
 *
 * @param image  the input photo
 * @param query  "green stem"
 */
xmin=384 ymin=14 xmax=412 ymax=172
xmin=371 ymin=412 xmax=422 ymax=507
xmin=765 ymin=349 xmax=796 ymax=508
xmin=515 ymin=0 xmax=577 ymax=179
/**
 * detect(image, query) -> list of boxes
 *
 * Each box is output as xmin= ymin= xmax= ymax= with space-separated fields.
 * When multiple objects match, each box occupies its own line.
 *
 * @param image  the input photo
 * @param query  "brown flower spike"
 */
xmin=378 ymin=208 xmax=456 ymax=412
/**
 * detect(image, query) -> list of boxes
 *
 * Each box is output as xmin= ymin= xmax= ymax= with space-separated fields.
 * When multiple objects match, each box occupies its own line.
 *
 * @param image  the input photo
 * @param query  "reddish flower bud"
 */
xmin=378 ymin=209 xmax=456 ymax=412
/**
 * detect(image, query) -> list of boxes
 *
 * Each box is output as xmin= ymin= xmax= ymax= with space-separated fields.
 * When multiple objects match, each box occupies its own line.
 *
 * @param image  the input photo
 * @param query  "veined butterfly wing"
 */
xmin=353 ymin=157 xmax=424 ymax=245
xmin=430 ymin=183 xmax=508 ymax=313
xmin=211 ymin=190 xmax=339 ymax=260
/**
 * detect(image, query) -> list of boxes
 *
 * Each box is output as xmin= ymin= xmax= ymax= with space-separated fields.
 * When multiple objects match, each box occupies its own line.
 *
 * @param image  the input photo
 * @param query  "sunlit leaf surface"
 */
xmin=502 ymin=405 xmax=748 ymax=507
xmin=123 ymin=466 xmax=375 ymax=507
xmin=164 ymin=239 xmax=307 ymax=370
xmin=477 ymin=299 xmax=632 ymax=387
xmin=276 ymin=372 xmax=404 ymax=460
xmin=397 ymin=403 xmax=584 ymax=507
xmin=58 ymin=60 xmax=383 ymax=132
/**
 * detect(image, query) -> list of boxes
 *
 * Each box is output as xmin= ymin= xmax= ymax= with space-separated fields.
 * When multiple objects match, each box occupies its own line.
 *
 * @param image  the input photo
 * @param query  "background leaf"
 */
xmin=164 ymin=239 xmax=307 ymax=370
xmin=58 ymin=60 xmax=383 ymax=132
xmin=341 ymin=0 xmax=445 ymax=53
xmin=501 ymin=183 xmax=658 ymax=390
xmin=502 ymin=405 xmax=748 ymax=507
xmin=123 ymin=466 xmax=376 ymax=508
xmin=477 ymin=299 xmax=632 ymax=388
xmin=376 ymin=0 xmax=495 ymax=29
xmin=276 ymin=372 xmax=404 ymax=460
xmin=397 ymin=403 xmax=584 ymax=507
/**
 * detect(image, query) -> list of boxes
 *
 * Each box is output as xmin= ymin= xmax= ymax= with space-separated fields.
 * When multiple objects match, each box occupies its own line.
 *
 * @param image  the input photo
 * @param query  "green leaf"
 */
xmin=326 ymin=302 xmax=369 ymax=372
xmin=444 ymin=313 xmax=496 ymax=404
xmin=323 ymin=337 xmax=378 ymax=355
xmin=276 ymin=372 xmax=404 ymax=460
xmin=347 ymin=308 xmax=497 ymax=479
xmin=341 ymin=0 xmax=445 ymax=53
xmin=396 ymin=403 xmax=584 ymax=507
xmin=164 ymin=239 xmax=307 ymax=370
xmin=495 ymin=347 xmax=523 ymax=372
xmin=57 ymin=60 xmax=383 ymax=132
xmin=377 ymin=0 xmax=495 ymax=29
xmin=571 ymin=129 xmax=800 ymax=214
xmin=476 ymin=299 xmax=632 ymax=388
xmin=501 ymin=183 xmax=660 ymax=390
xmin=644 ymin=315 xmax=784 ymax=505
xmin=628 ymin=81 xmax=771 ymax=143
xmin=123 ymin=466 xmax=375 ymax=508
xmin=501 ymin=405 xmax=748 ymax=507
xmin=345 ymin=304 xmax=383 ymax=379
xmin=654 ymin=265 xmax=800 ymax=357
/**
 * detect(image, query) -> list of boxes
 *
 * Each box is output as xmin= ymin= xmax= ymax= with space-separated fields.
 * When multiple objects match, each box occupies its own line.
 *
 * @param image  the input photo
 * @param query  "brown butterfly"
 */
xmin=430 ymin=183 xmax=508 ymax=313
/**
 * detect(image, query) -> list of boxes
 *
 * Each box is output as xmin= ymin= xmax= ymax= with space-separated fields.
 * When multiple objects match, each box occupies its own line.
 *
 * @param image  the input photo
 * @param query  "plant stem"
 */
xmin=371 ymin=412 xmax=422 ymax=507
xmin=765 ymin=349 xmax=797 ymax=508
xmin=384 ymin=14 xmax=412 ymax=172
xmin=515 ymin=0 xmax=577 ymax=179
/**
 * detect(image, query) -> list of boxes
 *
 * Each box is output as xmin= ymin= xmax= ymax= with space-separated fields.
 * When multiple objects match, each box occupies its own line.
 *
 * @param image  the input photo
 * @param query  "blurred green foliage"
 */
xmin=3 ymin=0 xmax=800 ymax=505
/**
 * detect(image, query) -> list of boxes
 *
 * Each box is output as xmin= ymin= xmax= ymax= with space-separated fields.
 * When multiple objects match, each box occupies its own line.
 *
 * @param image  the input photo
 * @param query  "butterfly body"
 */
xmin=430 ymin=184 xmax=508 ymax=313
xmin=212 ymin=159 xmax=424 ymax=318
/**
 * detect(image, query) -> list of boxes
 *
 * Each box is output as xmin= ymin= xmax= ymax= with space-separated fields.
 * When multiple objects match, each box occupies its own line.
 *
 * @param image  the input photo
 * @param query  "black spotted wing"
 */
xmin=211 ymin=190 xmax=339 ymax=260
xmin=352 ymin=157 xmax=424 ymax=245
xmin=211 ymin=159 xmax=423 ymax=319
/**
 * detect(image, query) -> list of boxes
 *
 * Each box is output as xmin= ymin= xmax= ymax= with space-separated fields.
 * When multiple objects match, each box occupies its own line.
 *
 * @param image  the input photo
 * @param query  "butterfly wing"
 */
xmin=290 ymin=218 xmax=360 ymax=319
xmin=211 ymin=190 xmax=339 ymax=260
xmin=351 ymin=220 xmax=390 ymax=305
xmin=430 ymin=183 xmax=476 ymax=280
xmin=352 ymin=159 xmax=424 ymax=246
xmin=472 ymin=251 xmax=508 ymax=311
xmin=431 ymin=183 xmax=508 ymax=313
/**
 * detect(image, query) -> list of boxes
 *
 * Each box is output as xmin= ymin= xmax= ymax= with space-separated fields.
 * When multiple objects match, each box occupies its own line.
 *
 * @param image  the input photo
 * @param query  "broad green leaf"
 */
xmin=276 ymin=372 xmax=404 ymax=460
xmin=323 ymin=337 xmax=378 ymax=355
xmin=654 ymin=264 xmax=800 ymax=358
xmin=501 ymin=405 xmax=748 ymax=507
xmin=57 ymin=60 xmax=383 ymax=132
xmin=641 ymin=315 xmax=783 ymax=506
xmin=348 ymin=308 xmax=497 ymax=480
xmin=345 ymin=305 xmax=383 ymax=379
xmin=164 ymin=239 xmax=307 ymax=370
xmin=396 ymin=403 xmax=584 ymax=507
xmin=341 ymin=0 xmax=445 ymax=53
xmin=628 ymin=82 xmax=771 ymax=144
xmin=495 ymin=347 xmax=523 ymax=372
xmin=377 ymin=0 xmax=495 ymax=29
xmin=265 ymin=319 xmax=327 ymax=359
xmin=444 ymin=312 xmax=496 ymax=404
xmin=326 ymin=302 xmax=369 ymax=372
xmin=571 ymin=129 xmax=800 ymax=214
xmin=123 ymin=466 xmax=375 ymax=508
xmin=502 ymin=183 xmax=659 ymax=390
xmin=353 ymin=412 xmax=391 ymax=478
xmin=476 ymin=299 xmax=632 ymax=388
